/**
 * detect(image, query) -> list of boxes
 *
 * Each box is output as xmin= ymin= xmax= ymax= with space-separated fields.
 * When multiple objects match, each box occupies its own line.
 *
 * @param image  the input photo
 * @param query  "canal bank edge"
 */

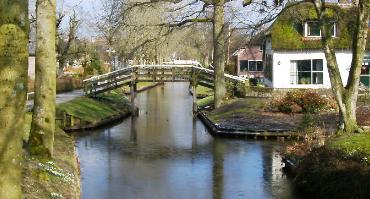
xmin=58 ymin=83 xmax=163 ymax=132
xmin=197 ymin=111 xmax=299 ymax=139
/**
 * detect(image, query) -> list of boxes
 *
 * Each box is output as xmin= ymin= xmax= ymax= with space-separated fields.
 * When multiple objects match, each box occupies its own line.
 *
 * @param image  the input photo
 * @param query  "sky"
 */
xmin=56 ymin=0 xmax=103 ymax=38
xmin=52 ymin=0 xmax=280 ymax=38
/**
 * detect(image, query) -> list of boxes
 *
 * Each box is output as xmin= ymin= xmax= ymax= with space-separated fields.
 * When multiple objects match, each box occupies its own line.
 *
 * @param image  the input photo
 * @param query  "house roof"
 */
xmin=232 ymin=30 xmax=266 ymax=56
xmin=269 ymin=2 xmax=370 ymax=50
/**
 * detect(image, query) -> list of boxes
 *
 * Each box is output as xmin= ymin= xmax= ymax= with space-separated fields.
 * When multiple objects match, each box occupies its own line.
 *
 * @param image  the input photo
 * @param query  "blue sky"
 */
xmin=54 ymin=0 xmax=278 ymax=38
xmin=58 ymin=0 xmax=103 ymax=37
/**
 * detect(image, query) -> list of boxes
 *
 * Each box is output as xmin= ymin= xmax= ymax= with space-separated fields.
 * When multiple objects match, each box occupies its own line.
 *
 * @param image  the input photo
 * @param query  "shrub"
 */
xmin=269 ymin=90 xmax=335 ymax=114
xmin=56 ymin=77 xmax=83 ymax=93
xmin=294 ymin=147 xmax=370 ymax=199
xmin=225 ymin=81 xmax=248 ymax=98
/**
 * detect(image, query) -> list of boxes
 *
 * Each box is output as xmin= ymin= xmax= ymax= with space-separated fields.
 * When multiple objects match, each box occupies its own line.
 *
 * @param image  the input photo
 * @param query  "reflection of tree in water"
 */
xmin=261 ymin=143 xmax=294 ymax=198
xmin=192 ymin=119 xmax=198 ymax=150
xmin=130 ymin=116 xmax=137 ymax=143
xmin=107 ymin=128 xmax=113 ymax=199
xmin=212 ymin=138 xmax=225 ymax=199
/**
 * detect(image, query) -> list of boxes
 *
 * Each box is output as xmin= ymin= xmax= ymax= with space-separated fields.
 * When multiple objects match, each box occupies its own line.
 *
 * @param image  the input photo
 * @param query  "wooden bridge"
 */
xmin=83 ymin=63 xmax=247 ymax=112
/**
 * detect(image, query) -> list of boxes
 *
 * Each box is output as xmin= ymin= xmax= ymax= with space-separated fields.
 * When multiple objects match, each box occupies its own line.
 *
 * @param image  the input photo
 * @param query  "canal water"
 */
xmin=76 ymin=83 xmax=300 ymax=199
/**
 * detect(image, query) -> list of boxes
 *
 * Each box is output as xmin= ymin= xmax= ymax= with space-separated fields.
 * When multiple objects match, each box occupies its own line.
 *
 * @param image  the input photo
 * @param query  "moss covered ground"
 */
xmin=22 ymin=112 xmax=80 ymax=199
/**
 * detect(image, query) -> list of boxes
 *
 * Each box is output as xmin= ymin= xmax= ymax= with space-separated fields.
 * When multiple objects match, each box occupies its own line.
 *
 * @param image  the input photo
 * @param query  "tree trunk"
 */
xmin=314 ymin=0 xmax=369 ymax=133
xmin=29 ymin=0 xmax=57 ymax=157
xmin=0 ymin=0 xmax=29 ymax=198
xmin=213 ymin=0 xmax=226 ymax=108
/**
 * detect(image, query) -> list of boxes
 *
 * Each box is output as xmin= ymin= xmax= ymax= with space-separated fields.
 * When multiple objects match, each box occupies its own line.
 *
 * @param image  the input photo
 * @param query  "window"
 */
xmin=256 ymin=61 xmax=263 ymax=71
xmin=290 ymin=59 xmax=324 ymax=85
xmin=305 ymin=21 xmax=336 ymax=37
xmin=307 ymin=22 xmax=321 ymax=37
xmin=360 ymin=56 xmax=370 ymax=87
xmin=240 ymin=61 xmax=249 ymax=72
xmin=239 ymin=60 xmax=263 ymax=72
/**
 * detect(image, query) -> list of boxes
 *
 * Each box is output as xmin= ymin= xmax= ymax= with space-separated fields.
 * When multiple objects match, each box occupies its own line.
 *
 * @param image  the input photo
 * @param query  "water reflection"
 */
xmin=213 ymin=139 xmax=224 ymax=199
xmin=76 ymin=83 xmax=299 ymax=199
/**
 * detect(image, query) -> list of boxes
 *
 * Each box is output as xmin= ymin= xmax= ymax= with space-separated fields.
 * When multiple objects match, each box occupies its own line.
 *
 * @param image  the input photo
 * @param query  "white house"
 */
xmin=263 ymin=2 xmax=370 ymax=89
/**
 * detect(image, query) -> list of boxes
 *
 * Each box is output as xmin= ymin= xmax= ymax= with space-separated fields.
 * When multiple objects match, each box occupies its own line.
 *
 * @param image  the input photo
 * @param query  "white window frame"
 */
xmin=248 ymin=60 xmax=263 ymax=72
xmin=239 ymin=60 xmax=263 ymax=72
xmin=304 ymin=21 xmax=336 ymax=38
xmin=290 ymin=59 xmax=324 ymax=85
xmin=360 ymin=57 xmax=370 ymax=87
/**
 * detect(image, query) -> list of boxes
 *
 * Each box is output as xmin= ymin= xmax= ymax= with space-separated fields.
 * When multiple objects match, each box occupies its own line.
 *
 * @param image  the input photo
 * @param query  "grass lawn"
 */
xmin=56 ymin=90 xmax=130 ymax=123
xmin=196 ymin=85 xmax=213 ymax=98
xmin=329 ymin=133 xmax=370 ymax=159
xmin=208 ymin=98 xmax=267 ymax=122
xmin=197 ymin=96 xmax=214 ymax=109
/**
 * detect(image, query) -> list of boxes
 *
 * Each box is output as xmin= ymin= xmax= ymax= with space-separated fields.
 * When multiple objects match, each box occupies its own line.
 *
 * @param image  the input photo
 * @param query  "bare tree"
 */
xmin=104 ymin=0 xmax=281 ymax=107
xmin=29 ymin=0 xmax=57 ymax=157
xmin=0 ymin=0 xmax=28 ymax=197
xmin=312 ymin=0 xmax=369 ymax=133
xmin=57 ymin=11 xmax=80 ymax=75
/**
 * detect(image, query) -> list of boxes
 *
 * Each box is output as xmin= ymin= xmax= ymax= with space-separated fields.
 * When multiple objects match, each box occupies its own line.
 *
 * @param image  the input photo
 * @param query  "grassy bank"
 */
xmin=279 ymin=91 xmax=370 ymax=198
xmin=283 ymin=132 xmax=370 ymax=199
xmin=197 ymin=96 xmax=214 ymax=109
xmin=196 ymin=86 xmax=213 ymax=98
xmin=329 ymin=133 xmax=370 ymax=159
xmin=22 ymin=113 xmax=80 ymax=199
xmin=56 ymin=89 xmax=131 ymax=130
xmin=207 ymin=98 xmax=266 ymax=122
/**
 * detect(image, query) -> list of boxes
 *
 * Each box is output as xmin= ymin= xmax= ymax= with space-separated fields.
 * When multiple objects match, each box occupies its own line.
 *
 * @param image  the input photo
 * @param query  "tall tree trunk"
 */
xmin=314 ymin=0 xmax=369 ymax=133
xmin=0 ymin=0 xmax=29 ymax=198
xmin=29 ymin=0 xmax=57 ymax=157
xmin=213 ymin=0 xmax=226 ymax=108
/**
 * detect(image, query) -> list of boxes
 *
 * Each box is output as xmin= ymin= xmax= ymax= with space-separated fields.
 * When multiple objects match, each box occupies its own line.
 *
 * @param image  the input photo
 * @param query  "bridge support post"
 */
xmin=130 ymin=68 xmax=138 ymax=116
xmin=193 ymin=85 xmax=198 ymax=114
xmin=130 ymin=83 xmax=137 ymax=116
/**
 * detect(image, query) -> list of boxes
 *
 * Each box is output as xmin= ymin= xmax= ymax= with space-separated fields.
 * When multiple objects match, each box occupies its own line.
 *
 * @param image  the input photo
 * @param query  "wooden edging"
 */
xmin=197 ymin=111 xmax=299 ymax=139
xmin=63 ymin=112 xmax=133 ymax=132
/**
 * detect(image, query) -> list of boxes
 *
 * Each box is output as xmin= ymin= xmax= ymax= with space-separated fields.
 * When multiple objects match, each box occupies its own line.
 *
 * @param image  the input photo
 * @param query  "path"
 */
xmin=26 ymin=89 xmax=84 ymax=110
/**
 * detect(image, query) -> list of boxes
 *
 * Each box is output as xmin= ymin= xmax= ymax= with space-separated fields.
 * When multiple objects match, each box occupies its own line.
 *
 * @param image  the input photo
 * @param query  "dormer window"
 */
xmin=304 ymin=21 xmax=336 ymax=37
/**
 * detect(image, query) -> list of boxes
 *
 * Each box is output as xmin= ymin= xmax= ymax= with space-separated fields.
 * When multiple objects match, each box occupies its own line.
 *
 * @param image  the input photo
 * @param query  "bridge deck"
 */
xmin=83 ymin=64 xmax=247 ymax=96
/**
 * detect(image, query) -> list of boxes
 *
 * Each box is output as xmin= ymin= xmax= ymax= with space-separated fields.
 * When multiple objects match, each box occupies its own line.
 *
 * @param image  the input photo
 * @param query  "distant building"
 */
xmin=232 ymin=32 xmax=265 ymax=79
xmin=263 ymin=2 xmax=370 ymax=88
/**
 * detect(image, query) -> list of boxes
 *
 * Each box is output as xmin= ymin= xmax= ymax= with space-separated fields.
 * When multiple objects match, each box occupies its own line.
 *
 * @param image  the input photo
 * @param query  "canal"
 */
xmin=76 ymin=83 xmax=300 ymax=199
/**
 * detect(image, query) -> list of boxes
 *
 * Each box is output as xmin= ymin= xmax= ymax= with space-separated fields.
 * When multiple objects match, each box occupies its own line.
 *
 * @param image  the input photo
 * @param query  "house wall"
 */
xmin=236 ymin=46 xmax=264 ymax=77
xmin=271 ymin=50 xmax=354 ymax=89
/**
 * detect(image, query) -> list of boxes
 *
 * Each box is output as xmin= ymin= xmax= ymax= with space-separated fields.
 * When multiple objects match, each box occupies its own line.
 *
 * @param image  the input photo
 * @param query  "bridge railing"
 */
xmin=83 ymin=67 xmax=134 ymax=95
xmin=83 ymin=63 xmax=247 ymax=96
xmin=134 ymin=64 xmax=195 ymax=82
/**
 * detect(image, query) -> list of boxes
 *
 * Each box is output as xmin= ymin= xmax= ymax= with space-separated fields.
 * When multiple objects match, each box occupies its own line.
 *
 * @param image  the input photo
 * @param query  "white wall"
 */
xmin=271 ymin=50 xmax=353 ymax=89
xmin=28 ymin=56 xmax=36 ymax=79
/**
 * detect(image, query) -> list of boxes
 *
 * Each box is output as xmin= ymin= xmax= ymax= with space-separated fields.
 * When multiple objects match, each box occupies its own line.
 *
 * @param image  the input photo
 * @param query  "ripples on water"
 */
xmin=76 ymin=83 xmax=300 ymax=199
